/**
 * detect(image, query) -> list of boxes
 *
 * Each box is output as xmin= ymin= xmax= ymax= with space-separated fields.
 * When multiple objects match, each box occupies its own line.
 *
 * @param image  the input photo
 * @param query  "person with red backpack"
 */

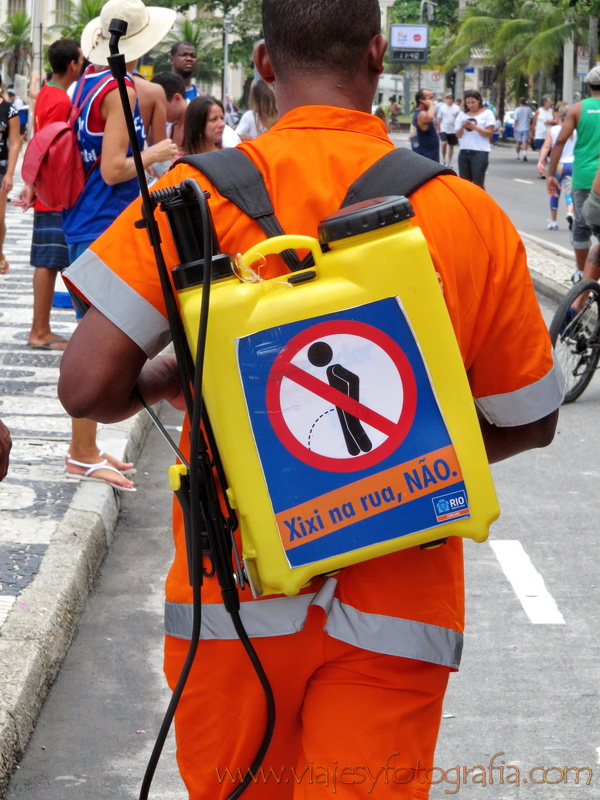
xmin=17 ymin=39 xmax=83 ymax=349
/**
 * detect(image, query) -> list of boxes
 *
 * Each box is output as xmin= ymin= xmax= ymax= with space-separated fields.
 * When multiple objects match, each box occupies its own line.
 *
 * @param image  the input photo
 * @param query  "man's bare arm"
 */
xmin=100 ymin=88 xmax=178 ymax=185
xmin=58 ymin=307 xmax=182 ymax=422
xmin=417 ymin=99 xmax=435 ymax=130
xmin=478 ymin=409 xmax=558 ymax=464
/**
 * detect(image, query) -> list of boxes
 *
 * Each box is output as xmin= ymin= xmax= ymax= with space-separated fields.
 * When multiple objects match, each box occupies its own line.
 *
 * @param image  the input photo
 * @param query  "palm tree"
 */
xmin=439 ymin=0 xmax=578 ymax=124
xmin=53 ymin=0 xmax=103 ymax=41
xmin=0 ymin=11 xmax=31 ymax=81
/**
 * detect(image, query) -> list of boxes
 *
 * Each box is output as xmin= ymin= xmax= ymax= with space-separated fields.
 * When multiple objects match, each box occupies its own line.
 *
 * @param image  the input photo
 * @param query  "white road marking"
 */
xmin=514 ymin=178 xmax=534 ymax=185
xmin=596 ymin=746 xmax=600 ymax=765
xmin=490 ymin=540 xmax=566 ymax=624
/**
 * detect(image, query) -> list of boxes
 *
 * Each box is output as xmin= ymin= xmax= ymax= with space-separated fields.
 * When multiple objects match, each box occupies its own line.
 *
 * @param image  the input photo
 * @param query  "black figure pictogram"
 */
xmin=307 ymin=341 xmax=372 ymax=456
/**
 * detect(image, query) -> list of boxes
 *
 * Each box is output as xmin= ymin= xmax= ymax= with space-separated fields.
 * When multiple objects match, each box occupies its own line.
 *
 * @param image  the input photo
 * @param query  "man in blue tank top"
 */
xmin=412 ymin=89 xmax=440 ymax=163
xmin=61 ymin=0 xmax=179 ymax=491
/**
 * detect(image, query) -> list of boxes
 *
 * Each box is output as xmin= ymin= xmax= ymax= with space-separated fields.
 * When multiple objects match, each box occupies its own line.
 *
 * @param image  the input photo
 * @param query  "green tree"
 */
xmin=440 ymin=0 xmax=579 ymax=124
xmin=0 ymin=11 xmax=31 ymax=81
xmin=52 ymin=0 xmax=103 ymax=42
xmin=149 ymin=0 xmax=262 ymax=104
xmin=390 ymin=0 xmax=459 ymax=28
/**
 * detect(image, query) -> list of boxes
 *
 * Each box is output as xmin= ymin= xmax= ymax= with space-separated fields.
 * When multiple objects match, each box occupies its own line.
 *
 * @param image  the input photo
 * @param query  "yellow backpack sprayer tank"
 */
xmin=174 ymin=195 xmax=499 ymax=598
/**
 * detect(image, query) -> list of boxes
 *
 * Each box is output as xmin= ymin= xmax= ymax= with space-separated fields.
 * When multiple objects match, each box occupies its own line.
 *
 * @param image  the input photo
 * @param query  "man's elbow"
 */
xmin=530 ymin=408 xmax=559 ymax=449
xmin=100 ymin=173 xmax=119 ymax=187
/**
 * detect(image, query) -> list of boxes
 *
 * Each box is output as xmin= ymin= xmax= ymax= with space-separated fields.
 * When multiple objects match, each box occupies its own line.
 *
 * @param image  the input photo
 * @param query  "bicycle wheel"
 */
xmin=549 ymin=279 xmax=600 ymax=403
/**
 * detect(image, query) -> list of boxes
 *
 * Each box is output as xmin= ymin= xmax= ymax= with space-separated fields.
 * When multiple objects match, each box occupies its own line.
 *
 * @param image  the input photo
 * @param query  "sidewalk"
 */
xmin=0 ymin=169 xmax=575 ymax=797
xmin=0 ymin=175 xmax=154 ymax=798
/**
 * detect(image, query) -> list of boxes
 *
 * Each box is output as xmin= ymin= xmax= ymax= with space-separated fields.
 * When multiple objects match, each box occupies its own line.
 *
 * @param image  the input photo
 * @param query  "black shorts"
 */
xmin=440 ymin=132 xmax=458 ymax=146
xmin=30 ymin=210 xmax=70 ymax=270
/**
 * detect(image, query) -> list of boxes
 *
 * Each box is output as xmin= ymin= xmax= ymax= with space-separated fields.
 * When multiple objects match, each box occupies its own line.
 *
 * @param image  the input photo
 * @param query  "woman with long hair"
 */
xmin=181 ymin=96 xmax=226 ymax=155
xmin=236 ymin=80 xmax=278 ymax=141
xmin=454 ymin=90 xmax=496 ymax=190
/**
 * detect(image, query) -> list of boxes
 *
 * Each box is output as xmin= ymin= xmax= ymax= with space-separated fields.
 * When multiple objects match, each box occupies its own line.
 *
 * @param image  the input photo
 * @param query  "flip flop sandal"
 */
xmin=0 ymin=259 xmax=8 ymax=274
xmin=27 ymin=338 xmax=69 ymax=350
xmin=64 ymin=456 xmax=136 ymax=492
xmin=99 ymin=450 xmax=137 ymax=476
xmin=66 ymin=450 xmax=137 ymax=477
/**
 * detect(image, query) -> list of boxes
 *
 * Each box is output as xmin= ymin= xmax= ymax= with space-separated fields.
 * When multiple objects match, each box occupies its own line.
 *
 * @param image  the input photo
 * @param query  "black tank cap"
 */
xmin=172 ymin=252 xmax=234 ymax=290
xmin=317 ymin=196 xmax=414 ymax=245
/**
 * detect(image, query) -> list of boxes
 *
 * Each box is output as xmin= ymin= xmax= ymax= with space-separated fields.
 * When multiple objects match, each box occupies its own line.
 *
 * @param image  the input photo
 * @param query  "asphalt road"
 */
xmin=6 ymin=293 xmax=600 ymax=799
xmin=485 ymin=144 xmax=575 ymax=253
xmin=393 ymin=133 xmax=577 ymax=255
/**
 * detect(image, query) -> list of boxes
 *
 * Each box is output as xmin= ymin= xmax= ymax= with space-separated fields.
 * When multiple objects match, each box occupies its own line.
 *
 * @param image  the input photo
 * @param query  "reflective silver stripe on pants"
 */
xmin=475 ymin=352 xmax=565 ymax=427
xmin=164 ymin=578 xmax=463 ymax=669
xmin=63 ymin=248 xmax=172 ymax=359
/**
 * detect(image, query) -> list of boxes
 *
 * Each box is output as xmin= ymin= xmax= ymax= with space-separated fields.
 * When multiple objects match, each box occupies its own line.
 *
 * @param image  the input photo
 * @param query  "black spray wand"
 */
xmin=105 ymin=18 xmax=274 ymax=800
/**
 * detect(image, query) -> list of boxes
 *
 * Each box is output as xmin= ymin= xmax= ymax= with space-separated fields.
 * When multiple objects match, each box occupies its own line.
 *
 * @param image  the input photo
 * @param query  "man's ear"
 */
xmin=254 ymin=42 xmax=275 ymax=84
xmin=367 ymin=34 xmax=387 ymax=76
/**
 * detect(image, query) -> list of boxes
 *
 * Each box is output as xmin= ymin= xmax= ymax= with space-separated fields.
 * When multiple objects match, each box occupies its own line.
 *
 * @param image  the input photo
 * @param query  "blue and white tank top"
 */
xmin=62 ymin=66 xmax=146 ymax=244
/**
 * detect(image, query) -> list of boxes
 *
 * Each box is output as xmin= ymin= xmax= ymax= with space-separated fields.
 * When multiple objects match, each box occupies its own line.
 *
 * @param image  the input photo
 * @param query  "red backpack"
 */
xmin=22 ymin=73 xmax=112 ymax=210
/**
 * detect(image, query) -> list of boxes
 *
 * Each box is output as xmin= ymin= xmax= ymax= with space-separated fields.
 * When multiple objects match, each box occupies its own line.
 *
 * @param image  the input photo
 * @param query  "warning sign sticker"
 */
xmin=266 ymin=320 xmax=417 ymax=473
xmin=237 ymin=298 xmax=469 ymax=568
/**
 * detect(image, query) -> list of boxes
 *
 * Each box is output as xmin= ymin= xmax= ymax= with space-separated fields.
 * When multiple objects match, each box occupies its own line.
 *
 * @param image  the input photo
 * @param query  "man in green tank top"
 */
xmin=548 ymin=66 xmax=600 ymax=281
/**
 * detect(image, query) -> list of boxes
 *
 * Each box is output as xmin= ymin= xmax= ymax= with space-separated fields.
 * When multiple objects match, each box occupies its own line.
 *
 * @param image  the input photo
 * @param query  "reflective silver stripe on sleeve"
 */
xmin=164 ymin=577 xmax=463 ymax=669
xmin=475 ymin=352 xmax=564 ymax=427
xmin=64 ymin=248 xmax=172 ymax=358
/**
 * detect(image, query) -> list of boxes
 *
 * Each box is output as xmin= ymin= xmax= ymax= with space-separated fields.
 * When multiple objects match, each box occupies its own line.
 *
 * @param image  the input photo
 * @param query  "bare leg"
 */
xmin=0 ymin=192 xmax=8 ymax=272
xmin=447 ymin=144 xmax=454 ymax=167
xmin=581 ymin=243 xmax=600 ymax=281
xmin=572 ymin=245 xmax=600 ymax=311
xmin=28 ymin=268 xmax=68 ymax=348
xmin=575 ymin=247 xmax=589 ymax=273
xmin=66 ymin=417 xmax=135 ymax=489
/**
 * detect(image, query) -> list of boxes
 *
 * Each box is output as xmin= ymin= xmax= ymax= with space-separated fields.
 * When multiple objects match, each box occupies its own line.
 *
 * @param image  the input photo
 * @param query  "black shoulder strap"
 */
xmin=178 ymin=150 xmax=302 ymax=271
xmin=341 ymin=148 xmax=455 ymax=208
xmin=177 ymin=147 xmax=455 ymax=271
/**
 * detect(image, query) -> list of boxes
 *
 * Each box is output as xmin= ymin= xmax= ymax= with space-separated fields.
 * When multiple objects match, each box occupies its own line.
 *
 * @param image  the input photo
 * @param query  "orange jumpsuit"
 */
xmin=65 ymin=106 xmax=563 ymax=799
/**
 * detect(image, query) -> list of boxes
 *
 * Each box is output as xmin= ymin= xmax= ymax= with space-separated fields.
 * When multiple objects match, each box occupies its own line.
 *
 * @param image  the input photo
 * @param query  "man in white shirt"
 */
xmin=435 ymin=93 xmax=460 ymax=167
xmin=513 ymin=97 xmax=533 ymax=161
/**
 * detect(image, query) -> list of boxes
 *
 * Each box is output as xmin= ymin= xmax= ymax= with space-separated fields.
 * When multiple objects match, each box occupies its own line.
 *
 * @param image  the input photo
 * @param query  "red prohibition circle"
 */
xmin=266 ymin=320 xmax=417 ymax=473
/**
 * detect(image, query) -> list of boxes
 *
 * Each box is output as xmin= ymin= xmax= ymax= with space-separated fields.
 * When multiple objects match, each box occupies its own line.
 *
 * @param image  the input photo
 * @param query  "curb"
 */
xmin=519 ymin=230 xmax=575 ymax=262
xmin=0 ymin=407 xmax=156 ymax=799
xmin=529 ymin=267 xmax=569 ymax=305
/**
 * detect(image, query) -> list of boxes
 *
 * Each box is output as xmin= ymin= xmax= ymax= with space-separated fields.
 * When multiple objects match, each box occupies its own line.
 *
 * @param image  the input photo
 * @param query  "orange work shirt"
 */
xmin=65 ymin=106 xmax=562 ymax=670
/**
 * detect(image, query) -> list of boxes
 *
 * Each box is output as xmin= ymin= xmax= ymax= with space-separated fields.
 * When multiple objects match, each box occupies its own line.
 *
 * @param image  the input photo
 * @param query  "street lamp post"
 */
xmin=417 ymin=1 xmax=436 ymax=90
xmin=222 ymin=13 xmax=233 ymax=102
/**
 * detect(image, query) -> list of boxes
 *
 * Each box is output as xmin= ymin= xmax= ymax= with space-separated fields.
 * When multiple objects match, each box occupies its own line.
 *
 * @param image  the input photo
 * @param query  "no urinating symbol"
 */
xmin=266 ymin=320 xmax=418 ymax=473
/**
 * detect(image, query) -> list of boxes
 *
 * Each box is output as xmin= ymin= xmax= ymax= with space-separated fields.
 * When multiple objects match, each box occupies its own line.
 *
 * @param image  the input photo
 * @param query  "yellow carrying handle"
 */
xmin=241 ymin=234 xmax=322 ymax=271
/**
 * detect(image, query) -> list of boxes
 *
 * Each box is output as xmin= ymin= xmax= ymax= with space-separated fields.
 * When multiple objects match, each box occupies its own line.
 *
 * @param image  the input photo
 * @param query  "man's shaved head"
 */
xmin=262 ymin=0 xmax=381 ymax=80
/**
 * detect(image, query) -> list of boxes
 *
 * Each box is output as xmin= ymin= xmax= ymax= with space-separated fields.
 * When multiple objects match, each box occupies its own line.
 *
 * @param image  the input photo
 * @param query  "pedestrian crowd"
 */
xmin=401 ymin=89 xmax=497 ymax=189
xmin=0 ymin=0 xmax=278 ymax=492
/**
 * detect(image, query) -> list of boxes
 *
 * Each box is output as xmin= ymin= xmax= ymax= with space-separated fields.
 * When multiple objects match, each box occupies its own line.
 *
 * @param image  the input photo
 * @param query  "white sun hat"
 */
xmin=81 ymin=0 xmax=176 ymax=66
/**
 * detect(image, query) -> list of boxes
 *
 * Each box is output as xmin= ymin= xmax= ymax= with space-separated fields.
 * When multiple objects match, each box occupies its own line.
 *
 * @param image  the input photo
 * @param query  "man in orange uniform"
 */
xmin=59 ymin=0 xmax=563 ymax=797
